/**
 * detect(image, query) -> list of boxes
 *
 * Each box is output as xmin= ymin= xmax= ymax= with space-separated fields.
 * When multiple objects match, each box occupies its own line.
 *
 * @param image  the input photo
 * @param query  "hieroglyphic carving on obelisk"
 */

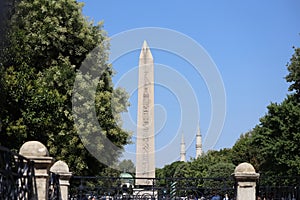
xmin=135 ymin=41 xmax=155 ymax=185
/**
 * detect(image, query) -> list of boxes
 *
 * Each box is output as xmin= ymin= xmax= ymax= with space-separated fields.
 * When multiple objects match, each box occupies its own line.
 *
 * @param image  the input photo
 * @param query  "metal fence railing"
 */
xmin=0 ymin=145 xmax=37 ymax=200
xmin=257 ymin=175 xmax=300 ymax=200
xmin=69 ymin=176 xmax=235 ymax=200
xmin=49 ymin=172 xmax=61 ymax=200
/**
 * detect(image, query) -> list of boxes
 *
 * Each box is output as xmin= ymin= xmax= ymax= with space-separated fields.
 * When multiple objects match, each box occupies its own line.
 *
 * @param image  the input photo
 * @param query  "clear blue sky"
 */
xmin=81 ymin=0 xmax=300 ymax=167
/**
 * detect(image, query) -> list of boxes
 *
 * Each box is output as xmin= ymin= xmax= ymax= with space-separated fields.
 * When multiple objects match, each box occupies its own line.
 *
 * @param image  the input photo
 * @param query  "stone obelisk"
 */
xmin=135 ymin=41 xmax=155 ymax=185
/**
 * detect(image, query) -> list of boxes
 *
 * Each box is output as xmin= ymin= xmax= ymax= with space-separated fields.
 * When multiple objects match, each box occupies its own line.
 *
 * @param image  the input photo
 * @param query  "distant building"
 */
xmin=120 ymin=172 xmax=134 ymax=188
xmin=196 ymin=125 xmax=203 ymax=158
xmin=180 ymin=124 xmax=203 ymax=161
xmin=180 ymin=134 xmax=186 ymax=162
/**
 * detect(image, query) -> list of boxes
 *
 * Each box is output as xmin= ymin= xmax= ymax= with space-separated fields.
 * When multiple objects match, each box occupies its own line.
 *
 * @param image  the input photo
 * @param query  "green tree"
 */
xmin=190 ymin=149 xmax=233 ymax=175
xmin=248 ymin=47 xmax=300 ymax=179
xmin=251 ymin=96 xmax=300 ymax=177
xmin=156 ymin=161 xmax=185 ymax=178
xmin=286 ymin=47 xmax=300 ymax=99
xmin=0 ymin=0 xmax=130 ymax=175
xmin=203 ymin=162 xmax=235 ymax=196
xmin=156 ymin=161 xmax=186 ymax=194
xmin=230 ymin=131 xmax=259 ymax=169
xmin=118 ymin=159 xmax=135 ymax=174
xmin=0 ymin=0 xmax=12 ymax=59
xmin=204 ymin=161 xmax=235 ymax=179
xmin=173 ymin=162 xmax=191 ymax=178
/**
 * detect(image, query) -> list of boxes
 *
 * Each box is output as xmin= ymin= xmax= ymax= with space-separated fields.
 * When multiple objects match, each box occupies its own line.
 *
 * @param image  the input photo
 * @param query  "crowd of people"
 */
xmin=198 ymin=193 xmax=230 ymax=200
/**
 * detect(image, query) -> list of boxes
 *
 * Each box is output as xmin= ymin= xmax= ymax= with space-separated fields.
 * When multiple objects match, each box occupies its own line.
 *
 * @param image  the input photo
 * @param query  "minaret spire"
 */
xmin=196 ymin=124 xmax=203 ymax=158
xmin=180 ymin=133 xmax=186 ymax=162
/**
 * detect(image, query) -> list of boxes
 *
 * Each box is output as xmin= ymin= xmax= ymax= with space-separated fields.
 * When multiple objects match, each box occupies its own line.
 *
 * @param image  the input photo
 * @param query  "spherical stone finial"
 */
xmin=19 ymin=141 xmax=49 ymax=157
xmin=234 ymin=162 xmax=256 ymax=174
xmin=50 ymin=160 xmax=69 ymax=173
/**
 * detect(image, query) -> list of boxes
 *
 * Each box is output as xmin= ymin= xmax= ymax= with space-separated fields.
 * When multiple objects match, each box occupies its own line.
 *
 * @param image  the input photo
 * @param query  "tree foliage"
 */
xmin=225 ymin=46 xmax=300 ymax=182
xmin=0 ymin=0 xmax=130 ymax=175
xmin=202 ymin=162 xmax=235 ymax=194
xmin=230 ymin=131 xmax=260 ymax=169
xmin=156 ymin=46 xmax=300 ymax=187
xmin=250 ymin=96 xmax=300 ymax=176
xmin=189 ymin=149 xmax=234 ymax=177
xmin=156 ymin=150 xmax=235 ymax=196
xmin=118 ymin=159 xmax=135 ymax=174
xmin=157 ymin=149 xmax=235 ymax=179
xmin=246 ymin=47 xmax=300 ymax=178
xmin=286 ymin=47 xmax=300 ymax=99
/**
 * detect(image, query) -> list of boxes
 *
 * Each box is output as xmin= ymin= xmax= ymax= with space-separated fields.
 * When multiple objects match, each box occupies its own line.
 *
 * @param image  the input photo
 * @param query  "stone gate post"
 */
xmin=50 ymin=160 xmax=72 ymax=200
xmin=19 ymin=141 xmax=54 ymax=200
xmin=233 ymin=162 xmax=260 ymax=200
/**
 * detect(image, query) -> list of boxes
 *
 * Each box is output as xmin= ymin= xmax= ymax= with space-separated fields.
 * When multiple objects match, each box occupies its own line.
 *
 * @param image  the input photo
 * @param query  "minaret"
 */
xmin=135 ymin=41 xmax=155 ymax=185
xmin=180 ymin=134 xmax=186 ymax=162
xmin=196 ymin=125 xmax=203 ymax=158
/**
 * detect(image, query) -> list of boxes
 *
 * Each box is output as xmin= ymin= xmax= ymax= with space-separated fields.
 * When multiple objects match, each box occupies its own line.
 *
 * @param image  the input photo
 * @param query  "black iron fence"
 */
xmin=2 ymin=143 xmax=300 ymax=200
xmin=69 ymin=176 xmax=235 ymax=200
xmin=257 ymin=175 xmax=300 ymax=200
xmin=0 ymin=145 xmax=37 ymax=200
xmin=0 ymin=145 xmax=61 ymax=200
xmin=49 ymin=172 xmax=61 ymax=200
xmin=70 ymin=175 xmax=300 ymax=200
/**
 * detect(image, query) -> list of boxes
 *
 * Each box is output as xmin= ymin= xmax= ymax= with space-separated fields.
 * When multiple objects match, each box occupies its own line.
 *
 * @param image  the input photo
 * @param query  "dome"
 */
xmin=234 ymin=162 xmax=256 ymax=174
xmin=120 ymin=172 xmax=134 ymax=184
xmin=19 ymin=141 xmax=49 ymax=157
xmin=50 ymin=160 xmax=69 ymax=173
xmin=120 ymin=172 xmax=133 ymax=179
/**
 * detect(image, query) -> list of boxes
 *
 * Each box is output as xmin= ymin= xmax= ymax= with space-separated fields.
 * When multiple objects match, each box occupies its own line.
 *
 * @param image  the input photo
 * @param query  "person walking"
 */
xmin=211 ymin=194 xmax=221 ymax=200
xmin=223 ymin=194 xmax=229 ymax=200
